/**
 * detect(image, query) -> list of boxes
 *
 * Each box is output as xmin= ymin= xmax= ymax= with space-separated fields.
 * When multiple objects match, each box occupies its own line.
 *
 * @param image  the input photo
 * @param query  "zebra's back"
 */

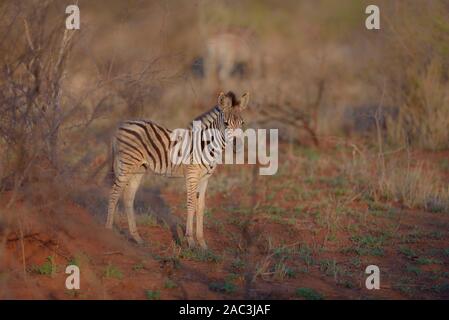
xmin=113 ymin=120 xmax=184 ymax=177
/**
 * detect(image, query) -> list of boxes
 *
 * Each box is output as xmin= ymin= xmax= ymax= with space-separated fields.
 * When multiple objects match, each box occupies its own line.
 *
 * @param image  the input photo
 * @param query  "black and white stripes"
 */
xmin=106 ymin=91 xmax=249 ymax=248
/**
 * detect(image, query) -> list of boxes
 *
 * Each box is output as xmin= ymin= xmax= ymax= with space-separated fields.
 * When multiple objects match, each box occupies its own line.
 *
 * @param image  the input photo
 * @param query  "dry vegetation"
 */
xmin=0 ymin=0 xmax=448 ymax=299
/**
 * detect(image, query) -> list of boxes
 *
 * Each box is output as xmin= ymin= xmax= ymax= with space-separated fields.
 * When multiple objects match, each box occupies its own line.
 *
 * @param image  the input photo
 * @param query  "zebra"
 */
xmin=204 ymin=30 xmax=257 ymax=83
xmin=106 ymin=91 xmax=249 ymax=249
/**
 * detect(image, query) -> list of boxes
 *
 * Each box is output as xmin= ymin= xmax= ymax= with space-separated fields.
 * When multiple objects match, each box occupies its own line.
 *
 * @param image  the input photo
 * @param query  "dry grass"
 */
xmin=1 ymin=0 xmax=449 ymax=300
xmin=374 ymin=1 xmax=449 ymax=150
xmin=343 ymin=147 xmax=449 ymax=212
xmin=386 ymin=59 xmax=449 ymax=151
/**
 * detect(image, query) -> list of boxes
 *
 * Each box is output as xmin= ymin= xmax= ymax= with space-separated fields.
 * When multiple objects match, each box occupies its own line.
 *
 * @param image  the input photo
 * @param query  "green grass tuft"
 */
xmin=295 ymin=287 xmax=324 ymax=300
xmin=164 ymin=279 xmax=177 ymax=289
xmin=31 ymin=256 xmax=57 ymax=276
xmin=145 ymin=290 xmax=161 ymax=300
xmin=104 ymin=264 xmax=123 ymax=279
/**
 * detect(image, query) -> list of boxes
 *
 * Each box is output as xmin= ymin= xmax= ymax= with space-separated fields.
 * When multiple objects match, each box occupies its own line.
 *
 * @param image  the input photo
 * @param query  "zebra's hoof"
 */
xmin=198 ymin=240 xmax=208 ymax=251
xmin=132 ymin=234 xmax=144 ymax=245
xmin=187 ymin=237 xmax=196 ymax=248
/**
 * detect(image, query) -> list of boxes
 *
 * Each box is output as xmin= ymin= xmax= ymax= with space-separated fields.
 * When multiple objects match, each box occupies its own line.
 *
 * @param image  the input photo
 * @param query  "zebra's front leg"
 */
xmin=185 ymin=176 xmax=199 ymax=248
xmin=196 ymin=178 xmax=209 ymax=250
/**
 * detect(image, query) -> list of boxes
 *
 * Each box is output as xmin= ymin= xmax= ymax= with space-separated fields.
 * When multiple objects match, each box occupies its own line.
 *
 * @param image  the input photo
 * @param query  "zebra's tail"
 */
xmin=110 ymin=137 xmax=118 ymax=182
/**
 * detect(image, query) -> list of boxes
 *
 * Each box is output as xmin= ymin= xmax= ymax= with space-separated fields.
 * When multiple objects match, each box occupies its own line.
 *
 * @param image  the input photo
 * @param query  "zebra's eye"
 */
xmin=224 ymin=121 xmax=229 ymax=126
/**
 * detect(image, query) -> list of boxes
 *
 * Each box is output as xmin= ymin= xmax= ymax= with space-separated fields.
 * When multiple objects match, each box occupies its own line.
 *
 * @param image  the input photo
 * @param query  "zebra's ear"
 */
xmin=239 ymin=92 xmax=250 ymax=110
xmin=217 ymin=92 xmax=232 ymax=111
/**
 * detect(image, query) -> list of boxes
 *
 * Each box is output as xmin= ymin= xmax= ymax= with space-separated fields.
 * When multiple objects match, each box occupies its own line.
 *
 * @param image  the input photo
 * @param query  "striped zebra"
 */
xmin=106 ymin=91 xmax=249 ymax=249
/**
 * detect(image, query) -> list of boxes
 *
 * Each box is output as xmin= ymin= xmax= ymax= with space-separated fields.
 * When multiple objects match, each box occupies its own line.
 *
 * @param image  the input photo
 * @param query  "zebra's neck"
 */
xmin=191 ymin=106 xmax=226 ymax=146
xmin=189 ymin=106 xmax=227 ymax=163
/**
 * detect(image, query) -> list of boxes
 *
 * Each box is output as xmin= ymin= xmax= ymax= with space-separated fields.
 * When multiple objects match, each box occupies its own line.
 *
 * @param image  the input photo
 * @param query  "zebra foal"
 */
xmin=106 ymin=91 xmax=249 ymax=249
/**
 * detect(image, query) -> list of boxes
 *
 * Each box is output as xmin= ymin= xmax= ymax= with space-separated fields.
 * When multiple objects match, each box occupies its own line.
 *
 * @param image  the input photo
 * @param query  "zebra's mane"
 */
xmin=193 ymin=106 xmax=221 ymax=123
xmin=193 ymin=91 xmax=238 ymax=122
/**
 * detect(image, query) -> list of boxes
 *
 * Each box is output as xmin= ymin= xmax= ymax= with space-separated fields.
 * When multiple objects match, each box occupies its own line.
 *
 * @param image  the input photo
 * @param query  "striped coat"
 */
xmin=106 ymin=91 xmax=249 ymax=249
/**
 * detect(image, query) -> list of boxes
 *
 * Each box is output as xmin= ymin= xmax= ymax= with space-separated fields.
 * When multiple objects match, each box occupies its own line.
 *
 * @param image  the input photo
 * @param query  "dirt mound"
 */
xmin=0 ymin=196 xmax=168 ymax=299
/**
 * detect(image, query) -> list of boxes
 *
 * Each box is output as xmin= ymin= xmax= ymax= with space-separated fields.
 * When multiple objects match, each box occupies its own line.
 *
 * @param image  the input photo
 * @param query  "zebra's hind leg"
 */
xmin=106 ymin=172 xmax=131 ymax=229
xmin=123 ymin=172 xmax=144 ymax=244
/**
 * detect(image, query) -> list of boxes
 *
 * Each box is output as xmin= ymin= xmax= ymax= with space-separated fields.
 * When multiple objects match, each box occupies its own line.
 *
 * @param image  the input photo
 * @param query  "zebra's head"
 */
xmin=217 ymin=91 xmax=249 ymax=137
